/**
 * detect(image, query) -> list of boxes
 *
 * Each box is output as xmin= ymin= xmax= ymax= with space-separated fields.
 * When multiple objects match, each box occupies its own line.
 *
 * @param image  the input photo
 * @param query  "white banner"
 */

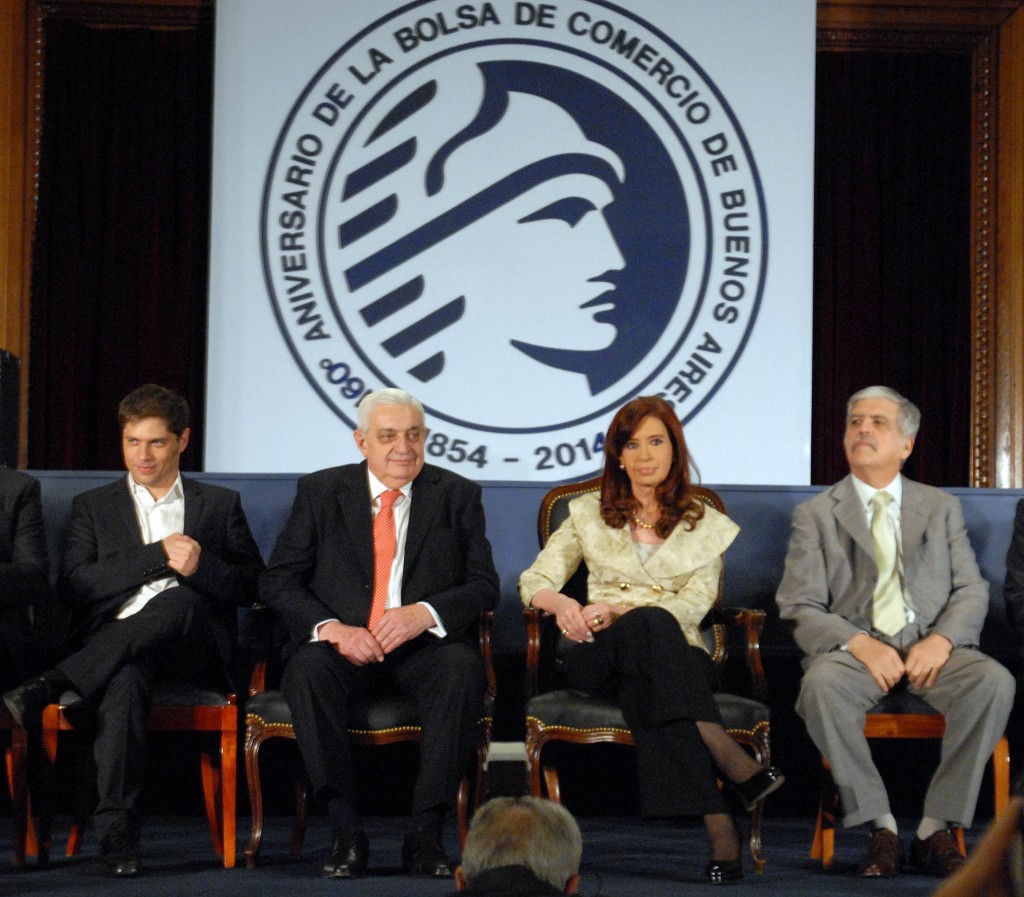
xmin=206 ymin=0 xmax=815 ymax=482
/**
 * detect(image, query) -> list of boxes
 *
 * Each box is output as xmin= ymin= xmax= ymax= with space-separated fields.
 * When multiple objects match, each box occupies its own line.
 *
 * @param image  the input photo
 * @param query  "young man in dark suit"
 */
xmin=263 ymin=387 xmax=499 ymax=879
xmin=3 ymin=384 xmax=264 ymax=876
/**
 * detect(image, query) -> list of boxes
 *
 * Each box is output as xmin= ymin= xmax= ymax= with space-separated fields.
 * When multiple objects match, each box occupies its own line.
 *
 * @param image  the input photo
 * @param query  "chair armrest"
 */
xmin=524 ymin=607 xmax=546 ymax=699
xmin=478 ymin=611 xmax=496 ymax=701
xmin=711 ymin=606 xmax=768 ymax=703
xmin=245 ymin=602 xmax=273 ymax=698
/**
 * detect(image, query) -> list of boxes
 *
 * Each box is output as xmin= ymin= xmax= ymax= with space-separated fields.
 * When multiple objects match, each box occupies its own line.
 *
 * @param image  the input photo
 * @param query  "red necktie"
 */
xmin=368 ymin=489 xmax=401 ymax=629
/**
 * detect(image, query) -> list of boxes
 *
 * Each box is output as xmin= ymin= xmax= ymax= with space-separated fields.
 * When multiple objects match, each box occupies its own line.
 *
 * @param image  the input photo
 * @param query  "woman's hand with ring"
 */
xmin=585 ymin=602 xmax=622 ymax=632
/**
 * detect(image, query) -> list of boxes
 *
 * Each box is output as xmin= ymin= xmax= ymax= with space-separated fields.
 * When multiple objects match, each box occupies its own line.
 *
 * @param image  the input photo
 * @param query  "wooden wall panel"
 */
xmin=0 ymin=0 xmax=33 ymax=467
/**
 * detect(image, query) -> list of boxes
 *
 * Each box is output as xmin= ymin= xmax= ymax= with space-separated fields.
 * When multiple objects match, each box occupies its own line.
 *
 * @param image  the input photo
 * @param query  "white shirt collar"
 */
xmin=851 ymin=471 xmax=902 ymax=510
xmin=366 ymin=469 xmax=411 ymax=504
xmin=126 ymin=472 xmax=184 ymax=504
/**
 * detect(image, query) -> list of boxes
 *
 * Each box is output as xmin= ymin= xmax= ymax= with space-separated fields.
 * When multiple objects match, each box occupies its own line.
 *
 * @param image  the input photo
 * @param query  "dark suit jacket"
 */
xmin=777 ymin=474 xmax=989 ymax=661
xmin=262 ymin=462 xmax=499 ymax=654
xmin=1004 ymin=497 xmax=1024 ymax=644
xmin=60 ymin=475 xmax=265 ymax=675
xmin=0 ymin=469 xmax=49 ymax=686
xmin=448 ymin=865 xmax=568 ymax=897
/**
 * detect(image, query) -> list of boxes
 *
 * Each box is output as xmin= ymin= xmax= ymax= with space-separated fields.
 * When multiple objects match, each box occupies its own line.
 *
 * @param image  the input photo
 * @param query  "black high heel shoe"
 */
xmin=705 ymin=858 xmax=743 ymax=884
xmin=726 ymin=766 xmax=785 ymax=811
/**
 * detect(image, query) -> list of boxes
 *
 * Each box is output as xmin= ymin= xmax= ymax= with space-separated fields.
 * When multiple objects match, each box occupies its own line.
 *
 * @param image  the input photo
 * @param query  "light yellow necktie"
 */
xmin=870 ymin=491 xmax=906 ymax=636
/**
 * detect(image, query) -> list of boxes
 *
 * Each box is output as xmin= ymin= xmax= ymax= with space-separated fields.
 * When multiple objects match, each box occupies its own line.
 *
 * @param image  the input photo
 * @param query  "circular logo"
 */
xmin=262 ymin=0 xmax=766 ymax=480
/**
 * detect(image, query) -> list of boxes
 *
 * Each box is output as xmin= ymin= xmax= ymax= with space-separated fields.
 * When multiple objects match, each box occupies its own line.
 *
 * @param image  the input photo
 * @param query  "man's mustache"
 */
xmin=851 ymin=437 xmax=877 ymax=449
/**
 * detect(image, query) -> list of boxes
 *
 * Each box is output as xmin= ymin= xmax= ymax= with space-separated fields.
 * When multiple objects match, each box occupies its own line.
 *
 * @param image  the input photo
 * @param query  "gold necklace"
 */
xmin=631 ymin=516 xmax=656 ymax=530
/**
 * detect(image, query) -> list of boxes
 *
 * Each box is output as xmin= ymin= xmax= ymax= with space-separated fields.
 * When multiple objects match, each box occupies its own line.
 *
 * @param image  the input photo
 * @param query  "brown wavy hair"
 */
xmin=599 ymin=396 xmax=705 ymax=537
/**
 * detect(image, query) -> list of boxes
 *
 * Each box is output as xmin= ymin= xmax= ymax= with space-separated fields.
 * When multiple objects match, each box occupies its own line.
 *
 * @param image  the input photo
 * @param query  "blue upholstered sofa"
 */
xmin=28 ymin=471 xmax=1024 ymax=668
xmin=26 ymin=473 xmax=1024 ymax=814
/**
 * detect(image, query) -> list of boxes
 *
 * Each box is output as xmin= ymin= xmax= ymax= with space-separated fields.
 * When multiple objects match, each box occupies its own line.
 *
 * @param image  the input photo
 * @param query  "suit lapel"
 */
xmin=182 ymin=476 xmax=203 ymax=537
xmin=832 ymin=475 xmax=875 ymax=560
xmin=339 ymin=464 xmax=374 ymax=582
xmin=899 ymin=477 xmax=929 ymax=557
xmin=405 ymin=466 xmax=440 ymax=579
xmin=111 ymin=477 xmax=145 ymax=547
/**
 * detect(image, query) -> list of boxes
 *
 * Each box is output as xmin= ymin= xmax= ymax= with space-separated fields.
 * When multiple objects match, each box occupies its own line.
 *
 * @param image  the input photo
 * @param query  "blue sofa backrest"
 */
xmin=27 ymin=473 xmax=1024 ymax=668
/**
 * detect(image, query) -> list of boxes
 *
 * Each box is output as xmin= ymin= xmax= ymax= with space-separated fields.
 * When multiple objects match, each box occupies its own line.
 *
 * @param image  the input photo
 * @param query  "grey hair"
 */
xmin=847 ymin=385 xmax=921 ymax=439
xmin=355 ymin=388 xmax=425 ymax=431
xmin=460 ymin=797 xmax=582 ymax=890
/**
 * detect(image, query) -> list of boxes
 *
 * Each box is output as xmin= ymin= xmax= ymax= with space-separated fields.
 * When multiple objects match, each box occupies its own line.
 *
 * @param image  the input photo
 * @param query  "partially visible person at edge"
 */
xmin=0 ymin=469 xmax=50 ymax=691
xmin=451 ymin=796 xmax=583 ymax=896
xmin=519 ymin=395 xmax=783 ymax=884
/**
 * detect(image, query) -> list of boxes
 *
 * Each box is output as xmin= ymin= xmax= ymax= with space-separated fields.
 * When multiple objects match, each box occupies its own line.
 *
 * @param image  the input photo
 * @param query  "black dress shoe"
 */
xmin=99 ymin=821 xmax=141 ymax=878
xmin=726 ymin=766 xmax=785 ymax=812
xmin=402 ymin=827 xmax=453 ymax=877
xmin=323 ymin=829 xmax=369 ymax=878
xmin=2 ymin=675 xmax=59 ymax=728
xmin=705 ymin=858 xmax=743 ymax=884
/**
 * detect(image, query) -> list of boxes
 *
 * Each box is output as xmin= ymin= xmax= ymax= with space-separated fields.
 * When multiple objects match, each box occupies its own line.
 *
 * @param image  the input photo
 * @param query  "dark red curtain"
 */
xmin=812 ymin=51 xmax=973 ymax=486
xmin=28 ymin=19 xmax=212 ymax=470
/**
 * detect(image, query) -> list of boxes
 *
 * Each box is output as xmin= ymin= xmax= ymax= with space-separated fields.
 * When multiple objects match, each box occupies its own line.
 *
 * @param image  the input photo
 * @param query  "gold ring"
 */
xmin=594 ymin=614 xmax=603 ymax=625
xmin=561 ymin=629 xmax=569 ymax=636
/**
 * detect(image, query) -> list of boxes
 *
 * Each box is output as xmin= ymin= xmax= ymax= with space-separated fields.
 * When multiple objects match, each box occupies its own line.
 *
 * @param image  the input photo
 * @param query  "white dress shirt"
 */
xmin=116 ymin=473 xmax=185 ymax=619
xmin=313 ymin=470 xmax=445 ymax=640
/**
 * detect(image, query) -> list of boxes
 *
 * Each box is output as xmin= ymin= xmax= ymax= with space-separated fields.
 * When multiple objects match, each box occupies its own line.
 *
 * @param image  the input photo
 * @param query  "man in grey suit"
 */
xmin=776 ymin=386 xmax=1014 ymax=879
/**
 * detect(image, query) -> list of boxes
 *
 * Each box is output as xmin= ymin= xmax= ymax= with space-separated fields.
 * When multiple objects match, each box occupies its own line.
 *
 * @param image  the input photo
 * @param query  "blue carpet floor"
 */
xmin=1 ymin=814 xmax=971 ymax=896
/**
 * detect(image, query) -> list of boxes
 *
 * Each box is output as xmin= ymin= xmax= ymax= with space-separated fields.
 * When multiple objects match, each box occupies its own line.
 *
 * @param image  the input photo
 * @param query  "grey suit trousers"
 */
xmin=796 ymin=647 xmax=1014 ymax=828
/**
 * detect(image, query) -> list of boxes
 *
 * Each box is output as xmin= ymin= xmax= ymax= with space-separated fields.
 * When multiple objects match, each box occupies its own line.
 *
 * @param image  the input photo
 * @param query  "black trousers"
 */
xmin=57 ymin=587 xmax=223 ymax=839
xmin=563 ymin=606 xmax=729 ymax=818
xmin=282 ymin=637 xmax=485 ymax=818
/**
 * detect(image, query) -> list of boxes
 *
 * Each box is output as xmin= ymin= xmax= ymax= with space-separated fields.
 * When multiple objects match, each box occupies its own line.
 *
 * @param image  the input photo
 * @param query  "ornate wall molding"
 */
xmin=819 ymin=0 xmax=1024 ymax=486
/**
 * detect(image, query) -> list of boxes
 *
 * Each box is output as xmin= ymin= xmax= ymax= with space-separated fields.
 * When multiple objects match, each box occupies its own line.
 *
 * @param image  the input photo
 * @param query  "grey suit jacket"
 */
xmin=776 ymin=474 xmax=988 ymax=661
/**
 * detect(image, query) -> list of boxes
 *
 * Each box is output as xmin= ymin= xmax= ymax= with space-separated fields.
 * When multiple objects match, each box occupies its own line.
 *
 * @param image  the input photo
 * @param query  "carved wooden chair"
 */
xmin=3 ymin=704 xmax=33 ymax=864
xmin=524 ymin=477 xmax=775 ymax=873
xmin=20 ymin=682 xmax=240 ymax=867
xmin=242 ymin=610 xmax=495 ymax=867
xmin=809 ymin=690 xmax=1011 ymax=868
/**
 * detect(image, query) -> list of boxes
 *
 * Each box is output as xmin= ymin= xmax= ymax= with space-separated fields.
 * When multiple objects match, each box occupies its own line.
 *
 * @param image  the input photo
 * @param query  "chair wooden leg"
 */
xmin=200 ymin=752 xmax=224 ymax=857
xmin=748 ymin=800 xmax=767 ymax=874
xmin=953 ymin=826 xmax=967 ymax=856
xmin=200 ymin=714 xmax=238 ymax=868
xmin=525 ymin=728 xmax=545 ymax=798
xmin=220 ymin=721 xmax=237 ymax=869
xmin=5 ymin=743 xmax=39 ymax=858
xmin=542 ymin=766 xmax=561 ymax=803
xmin=64 ymin=737 xmax=94 ymax=858
xmin=243 ymin=727 xmax=265 ymax=868
xmin=993 ymin=735 xmax=1010 ymax=816
xmin=456 ymin=775 xmax=470 ymax=849
xmin=5 ymin=729 xmax=29 ymax=865
xmin=810 ymin=758 xmax=838 ymax=869
xmin=37 ymin=704 xmax=64 ymax=864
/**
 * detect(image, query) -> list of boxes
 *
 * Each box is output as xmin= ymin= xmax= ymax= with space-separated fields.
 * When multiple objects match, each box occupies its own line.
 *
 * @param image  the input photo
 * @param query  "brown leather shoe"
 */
xmin=858 ymin=828 xmax=904 ymax=878
xmin=911 ymin=829 xmax=965 ymax=877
